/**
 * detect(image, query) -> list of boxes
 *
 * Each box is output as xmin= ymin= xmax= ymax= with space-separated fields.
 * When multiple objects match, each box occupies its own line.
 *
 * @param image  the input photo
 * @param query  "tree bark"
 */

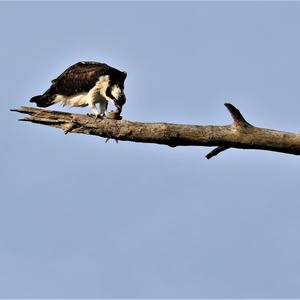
xmin=11 ymin=103 xmax=300 ymax=159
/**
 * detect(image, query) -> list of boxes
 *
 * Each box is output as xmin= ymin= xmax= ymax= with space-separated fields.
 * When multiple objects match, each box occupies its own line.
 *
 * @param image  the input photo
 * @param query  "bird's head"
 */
xmin=114 ymin=94 xmax=126 ymax=113
xmin=109 ymin=72 xmax=127 ymax=112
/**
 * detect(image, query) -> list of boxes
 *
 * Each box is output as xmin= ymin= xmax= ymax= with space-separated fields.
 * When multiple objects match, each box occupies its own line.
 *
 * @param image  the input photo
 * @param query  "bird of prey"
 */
xmin=30 ymin=61 xmax=127 ymax=117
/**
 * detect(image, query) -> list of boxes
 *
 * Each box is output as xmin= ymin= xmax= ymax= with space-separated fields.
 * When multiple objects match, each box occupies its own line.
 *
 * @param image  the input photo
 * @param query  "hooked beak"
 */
xmin=115 ymin=104 xmax=122 ymax=113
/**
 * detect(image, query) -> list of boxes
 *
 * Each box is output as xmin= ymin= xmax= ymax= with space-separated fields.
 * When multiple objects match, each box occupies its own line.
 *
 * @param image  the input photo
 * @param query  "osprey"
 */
xmin=30 ymin=61 xmax=127 ymax=117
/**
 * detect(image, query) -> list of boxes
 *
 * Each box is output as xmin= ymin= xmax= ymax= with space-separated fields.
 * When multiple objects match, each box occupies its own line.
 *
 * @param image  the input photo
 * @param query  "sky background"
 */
xmin=1 ymin=1 xmax=300 ymax=298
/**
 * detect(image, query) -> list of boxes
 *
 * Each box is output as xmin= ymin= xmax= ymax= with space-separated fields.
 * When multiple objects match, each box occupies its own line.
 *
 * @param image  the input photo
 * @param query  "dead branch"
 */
xmin=11 ymin=103 xmax=300 ymax=159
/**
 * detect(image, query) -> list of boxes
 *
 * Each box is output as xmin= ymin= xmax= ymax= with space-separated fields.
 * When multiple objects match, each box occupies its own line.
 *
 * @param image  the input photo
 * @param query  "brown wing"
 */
xmin=48 ymin=61 xmax=113 ymax=96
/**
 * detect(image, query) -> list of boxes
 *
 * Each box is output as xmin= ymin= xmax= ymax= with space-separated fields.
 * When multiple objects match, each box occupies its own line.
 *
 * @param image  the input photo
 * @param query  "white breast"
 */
xmin=111 ymin=84 xmax=123 ymax=99
xmin=94 ymin=75 xmax=110 ymax=97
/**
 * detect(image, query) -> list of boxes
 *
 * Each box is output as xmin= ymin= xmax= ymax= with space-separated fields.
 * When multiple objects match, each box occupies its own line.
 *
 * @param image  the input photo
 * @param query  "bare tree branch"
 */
xmin=11 ymin=103 xmax=300 ymax=159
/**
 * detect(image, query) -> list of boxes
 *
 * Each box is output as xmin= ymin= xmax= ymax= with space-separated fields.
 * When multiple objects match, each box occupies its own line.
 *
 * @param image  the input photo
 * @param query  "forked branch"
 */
xmin=11 ymin=103 xmax=300 ymax=159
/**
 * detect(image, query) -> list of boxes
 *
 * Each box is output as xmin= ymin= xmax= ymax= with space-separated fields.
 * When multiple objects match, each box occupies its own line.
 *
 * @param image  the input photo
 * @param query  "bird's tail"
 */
xmin=30 ymin=94 xmax=54 ymax=107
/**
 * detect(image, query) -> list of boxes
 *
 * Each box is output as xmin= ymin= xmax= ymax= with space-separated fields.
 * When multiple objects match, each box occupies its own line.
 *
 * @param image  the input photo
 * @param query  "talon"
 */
xmin=95 ymin=114 xmax=106 ymax=120
xmin=87 ymin=113 xmax=105 ymax=119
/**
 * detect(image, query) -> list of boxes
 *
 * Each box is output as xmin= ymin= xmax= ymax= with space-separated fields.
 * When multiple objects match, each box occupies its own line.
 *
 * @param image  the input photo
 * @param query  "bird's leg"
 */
xmin=100 ymin=101 xmax=108 ymax=118
xmin=87 ymin=103 xmax=102 ymax=118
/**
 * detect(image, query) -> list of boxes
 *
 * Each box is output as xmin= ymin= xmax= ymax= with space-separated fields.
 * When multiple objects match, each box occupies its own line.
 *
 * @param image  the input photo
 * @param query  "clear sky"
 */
xmin=1 ymin=1 xmax=300 ymax=298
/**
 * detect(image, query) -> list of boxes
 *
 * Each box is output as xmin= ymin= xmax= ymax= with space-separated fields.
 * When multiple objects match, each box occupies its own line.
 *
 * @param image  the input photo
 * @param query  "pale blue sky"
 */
xmin=1 ymin=1 xmax=300 ymax=298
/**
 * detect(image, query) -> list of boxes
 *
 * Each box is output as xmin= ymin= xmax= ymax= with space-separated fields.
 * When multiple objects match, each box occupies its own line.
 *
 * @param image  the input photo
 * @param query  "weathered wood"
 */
xmin=11 ymin=103 xmax=300 ymax=159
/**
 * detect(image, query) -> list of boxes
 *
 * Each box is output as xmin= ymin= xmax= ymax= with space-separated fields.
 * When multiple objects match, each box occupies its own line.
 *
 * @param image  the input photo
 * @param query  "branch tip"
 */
xmin=18 ymin=117 xmax=31 ymax=122
xmin=206 ymin=146 xmax=230 ymax=159
xmin=64 ymin=122 xmax=77 ymax=134
xmin=224 ymin=103 xmax=251 ymax=127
